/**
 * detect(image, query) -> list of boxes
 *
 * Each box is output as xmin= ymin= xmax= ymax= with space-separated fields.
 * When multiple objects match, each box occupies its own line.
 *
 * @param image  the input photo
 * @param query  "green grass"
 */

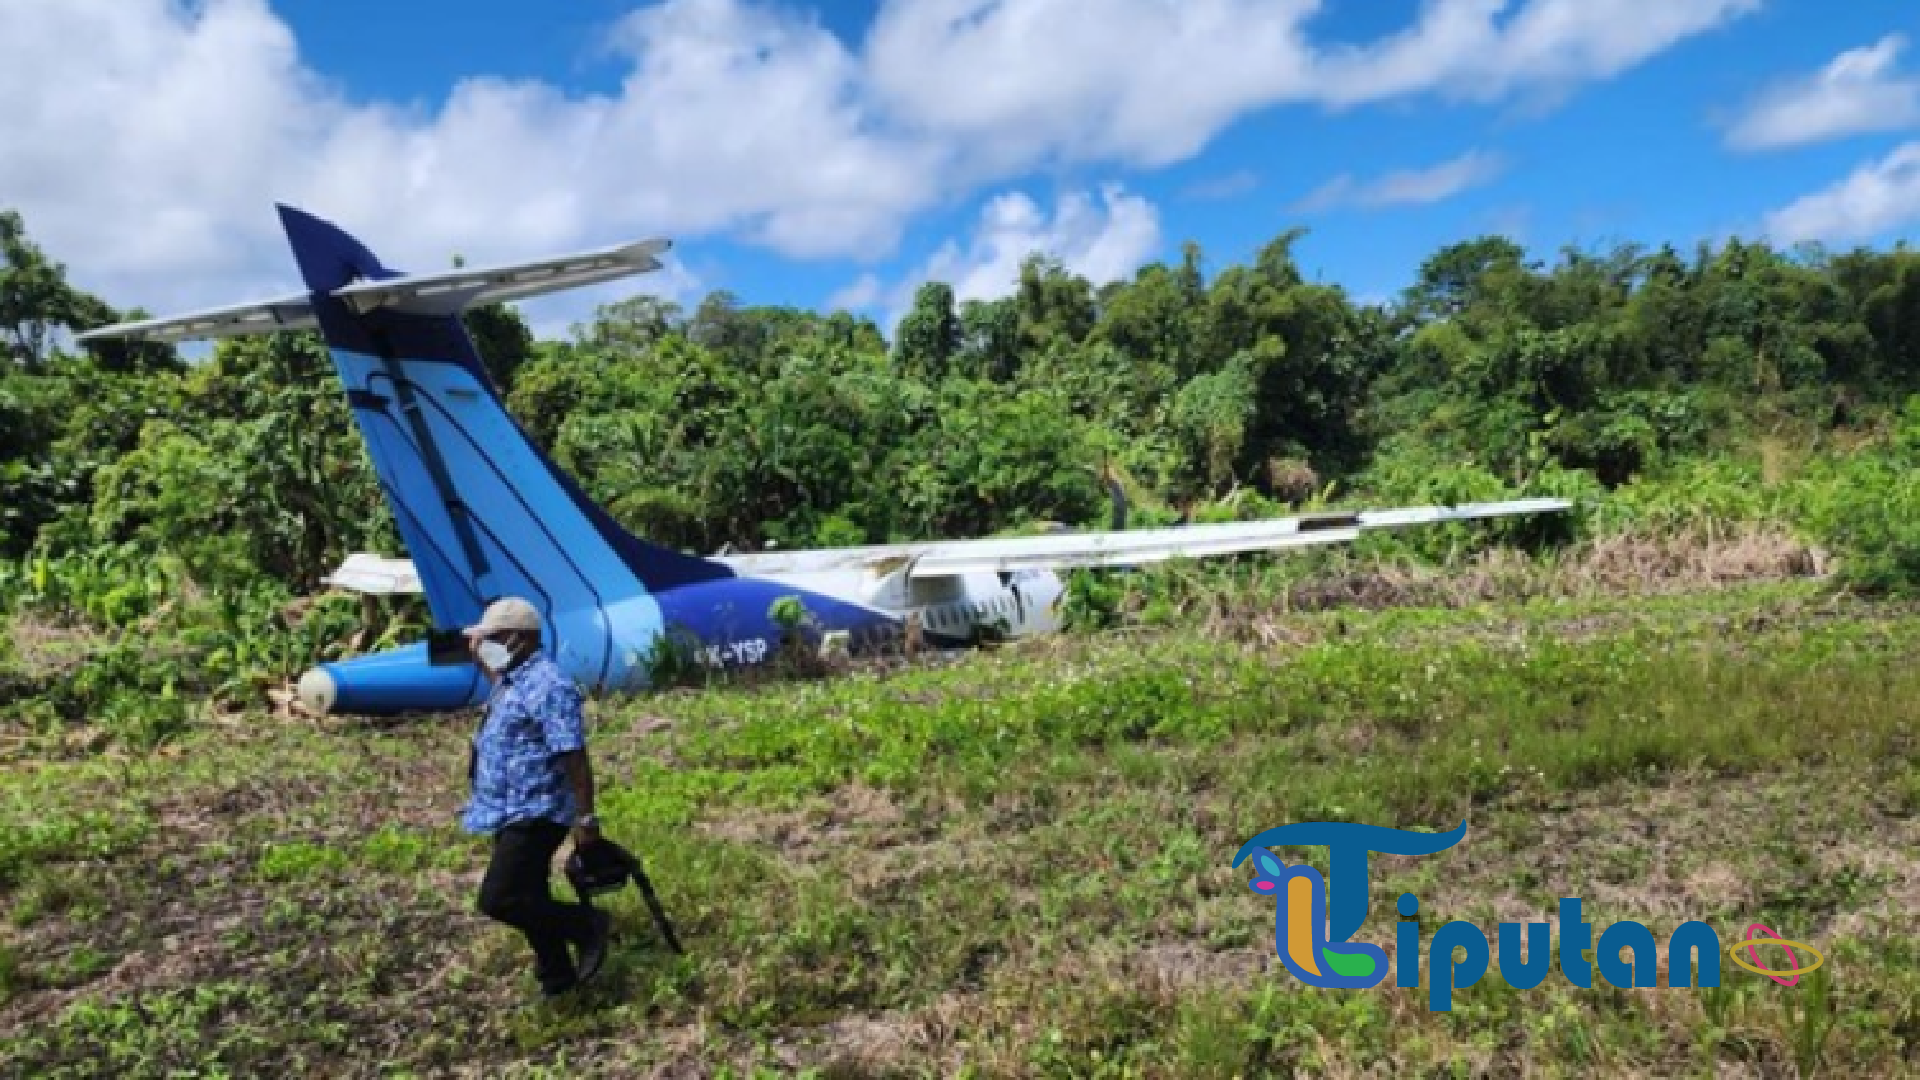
xmin=3 ymin=577 xmax=1919 ymax=1076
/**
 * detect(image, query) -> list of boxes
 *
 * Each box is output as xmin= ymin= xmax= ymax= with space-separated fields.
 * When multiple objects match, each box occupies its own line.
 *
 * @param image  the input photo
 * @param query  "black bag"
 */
xmin=565 ymin=836 xmax=684 ymax=955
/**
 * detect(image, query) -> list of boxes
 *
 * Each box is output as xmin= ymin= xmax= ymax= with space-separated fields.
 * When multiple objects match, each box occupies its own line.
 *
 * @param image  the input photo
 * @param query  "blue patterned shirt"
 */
xmin=461 ymin=652 xmax=588 ymax=834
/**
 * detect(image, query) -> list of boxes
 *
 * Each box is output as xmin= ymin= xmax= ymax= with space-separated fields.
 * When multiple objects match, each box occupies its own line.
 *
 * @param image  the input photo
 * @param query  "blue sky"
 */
xmin=7 ymin=0 xmax=1920 ymax=338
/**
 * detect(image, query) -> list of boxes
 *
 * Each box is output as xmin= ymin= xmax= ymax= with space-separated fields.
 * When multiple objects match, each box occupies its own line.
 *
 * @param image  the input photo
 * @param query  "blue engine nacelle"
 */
xmin=295 ymin=640 xmax=489 ymax=716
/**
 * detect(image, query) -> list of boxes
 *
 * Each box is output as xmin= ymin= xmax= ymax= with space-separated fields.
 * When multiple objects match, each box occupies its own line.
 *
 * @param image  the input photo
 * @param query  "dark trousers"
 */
xmin=477 ymin=819 xmax=594 ymax=989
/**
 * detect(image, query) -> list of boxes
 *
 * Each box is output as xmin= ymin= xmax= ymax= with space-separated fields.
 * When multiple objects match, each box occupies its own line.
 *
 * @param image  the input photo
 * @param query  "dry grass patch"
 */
xmin=1220 ymin=521 xmax=1831 ymax=624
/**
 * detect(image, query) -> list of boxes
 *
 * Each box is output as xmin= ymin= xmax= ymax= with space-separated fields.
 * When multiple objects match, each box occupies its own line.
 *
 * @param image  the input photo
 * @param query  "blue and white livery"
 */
xmin=80 ymin=205 xmax=1573 ymax=716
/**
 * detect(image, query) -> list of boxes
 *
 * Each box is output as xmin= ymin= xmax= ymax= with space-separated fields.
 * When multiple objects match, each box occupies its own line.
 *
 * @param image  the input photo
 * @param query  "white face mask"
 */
xmin=476 ymin=639 xmax=514 ymax=672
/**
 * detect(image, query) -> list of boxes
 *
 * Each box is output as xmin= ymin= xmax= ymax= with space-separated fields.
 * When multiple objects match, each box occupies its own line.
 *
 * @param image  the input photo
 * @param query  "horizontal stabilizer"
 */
xmin=75 ymin=293 xmax=317 ymax=344
xmin=332 ymin=239 xmax=671 ymax=317
xmin=322 ymin=552 xmax=422 ymax=595
xmin=75 ymin=235 xmax=672 ymax=345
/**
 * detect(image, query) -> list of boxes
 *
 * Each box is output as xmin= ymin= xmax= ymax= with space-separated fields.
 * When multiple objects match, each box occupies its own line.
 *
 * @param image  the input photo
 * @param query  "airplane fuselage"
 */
xmin=294 ymin=563 xmax=1067 ymax=716
xmin=729 ymin=564 xmax=1069 ymax=652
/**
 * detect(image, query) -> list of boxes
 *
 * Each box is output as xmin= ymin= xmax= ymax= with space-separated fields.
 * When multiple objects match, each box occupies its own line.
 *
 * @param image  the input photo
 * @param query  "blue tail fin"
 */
xmin=275 ymin=204 xmax=734 ymax=689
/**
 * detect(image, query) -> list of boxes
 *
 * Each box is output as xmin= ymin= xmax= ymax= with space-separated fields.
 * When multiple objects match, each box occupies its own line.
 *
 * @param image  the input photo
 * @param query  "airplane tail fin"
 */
xmin=273 ymin=205 xmax=732 ymax=688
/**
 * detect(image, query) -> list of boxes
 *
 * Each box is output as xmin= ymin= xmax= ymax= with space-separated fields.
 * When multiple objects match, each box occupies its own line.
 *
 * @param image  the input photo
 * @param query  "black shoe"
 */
xmin=533 ymin=948 xmax=580 ymax=1000
xmin=575 ymin=908 xmax=613 ymax=985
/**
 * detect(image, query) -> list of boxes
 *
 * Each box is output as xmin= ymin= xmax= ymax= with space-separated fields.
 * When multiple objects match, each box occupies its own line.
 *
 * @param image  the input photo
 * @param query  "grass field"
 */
xmin=4 ymin=554 xmax=1917 ymax=1077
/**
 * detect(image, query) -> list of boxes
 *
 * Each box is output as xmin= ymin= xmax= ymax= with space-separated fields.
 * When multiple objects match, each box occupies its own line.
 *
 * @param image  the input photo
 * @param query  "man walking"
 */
xmin=461 ymin=595 xmax=612 ymax=998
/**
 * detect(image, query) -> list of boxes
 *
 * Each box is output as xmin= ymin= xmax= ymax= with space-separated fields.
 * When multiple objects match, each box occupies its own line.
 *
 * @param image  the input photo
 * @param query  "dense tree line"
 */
xmin=3 ymin=206 xmax=1919 ymax=599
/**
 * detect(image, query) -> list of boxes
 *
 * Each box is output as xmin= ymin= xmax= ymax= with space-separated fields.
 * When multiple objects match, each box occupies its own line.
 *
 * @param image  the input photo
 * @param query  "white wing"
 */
xmin=318 ymin=498 xmax=1574 ymax=594
xmin=724 ymin=498 xmax=1575 ymax=577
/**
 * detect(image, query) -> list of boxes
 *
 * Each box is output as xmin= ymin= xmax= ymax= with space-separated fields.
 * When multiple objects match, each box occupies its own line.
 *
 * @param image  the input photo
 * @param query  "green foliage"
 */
xmin=69 ymin=333 xmax=393 ymax=591
xmin=768 ymin=594 xmax=808 ymax=630
xmin=894 ymin=280 xmax=960 ymax=378
xmin=1788 ymin=396 xmax=1920 ymax=594
xmin=1169 ymin=353 xmax=1259 ymax=497
xmin=1059 ymin=569 xmax=1123 ymax=633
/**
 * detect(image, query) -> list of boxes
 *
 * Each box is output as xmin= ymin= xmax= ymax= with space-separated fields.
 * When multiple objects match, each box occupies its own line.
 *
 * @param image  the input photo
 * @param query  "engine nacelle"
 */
xmin=295 ymin=640 xmax=489 ymax=716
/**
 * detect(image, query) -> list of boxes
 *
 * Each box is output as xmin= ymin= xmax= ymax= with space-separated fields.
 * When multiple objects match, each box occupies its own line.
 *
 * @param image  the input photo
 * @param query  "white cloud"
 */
xmin=872 ymin=185 xmax=1163 ymax=333
xmin=0 ymin=0 xmax=1761 ymax=330
xmin=1727 ymin=34 xmax=1920 ymax=150
xmin=1763 ymin=141 xmax=1920 ymax=244
xmin=861 ymin=0 xmax=1322 ymax=173
xmin=1310 ymin=0 xmax=1761 ymax=107
xmin=863 ymin=0 xmax=1756 ymax=171
xmin=590 ymin=0 xmax=948 ymax=257
xmin=1296 ymin=150 xmax=1506 ymax=211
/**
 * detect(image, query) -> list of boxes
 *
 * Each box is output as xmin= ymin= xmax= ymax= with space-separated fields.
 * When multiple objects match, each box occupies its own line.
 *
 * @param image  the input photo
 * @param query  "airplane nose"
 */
xmin=296 ymin=667 xmax=336 ymax=716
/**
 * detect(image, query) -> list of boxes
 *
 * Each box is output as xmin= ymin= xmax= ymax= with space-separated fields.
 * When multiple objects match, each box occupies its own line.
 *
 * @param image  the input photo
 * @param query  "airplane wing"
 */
xmin=317 ymin=497 xmax=1573 ymax=593
xmin=76 ymin=238 xmax=672 ymax=343
xmin=723 ymin=497 xmax=1575 ymax=577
